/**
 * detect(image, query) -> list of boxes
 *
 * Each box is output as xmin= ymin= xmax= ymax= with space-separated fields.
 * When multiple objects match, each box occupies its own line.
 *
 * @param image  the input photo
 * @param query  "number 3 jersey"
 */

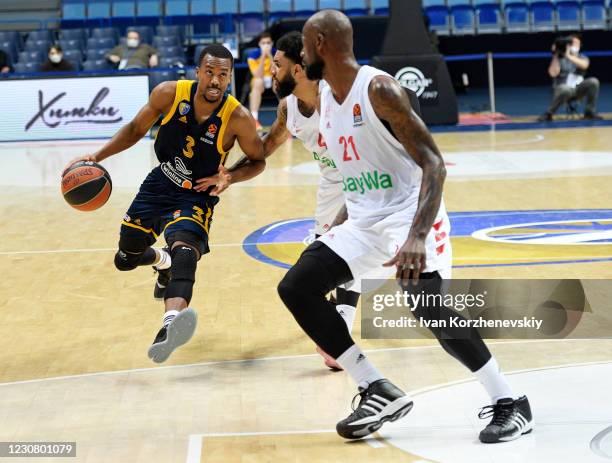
xmin=154 ymin=80 xmax=240 ymax=191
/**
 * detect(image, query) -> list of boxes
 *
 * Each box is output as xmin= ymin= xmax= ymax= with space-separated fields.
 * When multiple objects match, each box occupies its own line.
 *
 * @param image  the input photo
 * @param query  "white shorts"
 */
xmin=314 ymin=177 xmax=344 ymax=236
xmin=318 ymin=209 xmax=452 ymax=291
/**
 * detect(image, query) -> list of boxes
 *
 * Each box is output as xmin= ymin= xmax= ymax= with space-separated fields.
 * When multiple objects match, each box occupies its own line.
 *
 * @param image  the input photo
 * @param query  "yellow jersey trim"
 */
xmin=121 ymin=221 xmax=160 ymax=239
xmin=216 ymin=94 xmax=241 ymax=160
xmin=161 ymin=80 xmax=195 ymax=126
xmin=163 ymin=214 xmax=211 ymax=234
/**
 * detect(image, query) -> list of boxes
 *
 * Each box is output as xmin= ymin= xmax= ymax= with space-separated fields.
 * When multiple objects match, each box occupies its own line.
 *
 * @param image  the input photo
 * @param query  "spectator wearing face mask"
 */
xmin=106 ymin=30 xmax=158 ymax=70
xmin=40 ymin=44 xmax=75 ymax=72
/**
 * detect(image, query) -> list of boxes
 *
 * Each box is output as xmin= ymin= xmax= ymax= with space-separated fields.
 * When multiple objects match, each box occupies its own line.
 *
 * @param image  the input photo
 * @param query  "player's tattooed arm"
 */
xmin=227 ymin=98 xmax=289 ymax=172
xmin=370 ymin=75 xmax=446 ymax=283
xmin=63 ymin=81 xmax=175 ymax=173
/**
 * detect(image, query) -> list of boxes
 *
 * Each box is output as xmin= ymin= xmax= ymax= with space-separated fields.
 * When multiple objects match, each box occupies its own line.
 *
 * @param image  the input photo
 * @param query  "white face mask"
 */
xmin=49 ymin=53 xmax=62 ymax=64
xmin=569 ymin=46 xmax=579 ymax=54
xmin=127 ymin=38 xmax=139 ymax=48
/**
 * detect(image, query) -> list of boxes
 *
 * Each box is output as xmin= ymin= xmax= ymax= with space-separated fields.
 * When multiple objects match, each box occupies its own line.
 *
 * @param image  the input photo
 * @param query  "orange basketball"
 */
xmin=61 ymin=161 xmax=112 ymax=211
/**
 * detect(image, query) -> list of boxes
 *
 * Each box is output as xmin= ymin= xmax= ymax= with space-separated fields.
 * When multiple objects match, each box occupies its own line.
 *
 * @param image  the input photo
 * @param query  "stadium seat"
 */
xmin=425 ymin=6 xmax=451 ymax=35
xmin=13 ymin=62 xmax=39 ymax=73
xmin=423 ymin=0 xmax=446 ymax=7
xmin=238 ymin=0 xmax=266 ymax=38
xmin=190 ymin=0 xmax=217 ymax=35
xmin=164 ymin=0 xmax=189 ymax=23
xmin=447 ymin=0 xmax=471 ymax=7
xmin=62 ymin=0 xmax=87 ymax=26
xmin=18 ymin=50 xmax=44 ymax=63
xmin=319 ymin=0 xmax=341 ymax=9
xmin=158 ymin=45 xmax=184 ymax=58
xmin=149 ymin=68 xmax=179 ymax=91
xmin=91 ymin=28 xmax=119 ymax=41
xmin=476 ymin=4 xmax=502 ymax=33
xmin=136 ymin=0 xmax=163 ymax=24
xmin=344 ymin=0 xmax=368 ymax=16
xmin=83 ymin=59 xmax=112 ymax=70
xmin=582 ymin=0 xmax=607 ymax=29
xmin=159 ymin=56 xmax=185 ymax=66
xmin=88 ymin=0 xmax=112 ymax=25
xmin=128 ymin=25 xmax=153 ymax=43
xmin=217 ymin=0 xmax=239 ymax=13
xmin=86 ymin=48 xmax=111 ymax=60
xmin=112 ymin=0 xmax=136 ymax=29
xmin=531 ymin=1 xmax=556 ymax=31
xmin=450 ymin=5 xmax=475 ymax=34
xmin=0 ymin=42 xmax=17 ymax=63
xmin=0 ymin=31 xmax=22 ymax=49
xmin=268 ymin=0 xmax=292 ymax=21
xmin=185 ymin=66 xmax=197 ymax=80
xmin=59 ymin=38 xmax=84 ymax=51
xmin=153 ymin=36 xmax=181 ymax=48
xmin=556 ymin=1 xmax=580 ymax=30
xmin=27 ymin=30 xmax=54 ymax=44
xmin=60 ymin=29 xmax=87 ymax=43
xmin=215 ymin=0 xmax=238 ymax=33
xmin=156 ymin=25 xmax=185 ymax=42
xmin=372 ymin=0 xmax=390 ymax=15
xmin=63 ymin=49 xmax=83 ymax=64
xmin=505 ymin=2 xmax=530 ymax=32
xmin=88 ymin=37 xmax=117 ymax=49
xmin=66 ymin=59 xmax=83 ymax=70
xmin=294 ymin=0 xmax=316 ymax=17
xmin=25 ymin=40 xmax=51 ymax=52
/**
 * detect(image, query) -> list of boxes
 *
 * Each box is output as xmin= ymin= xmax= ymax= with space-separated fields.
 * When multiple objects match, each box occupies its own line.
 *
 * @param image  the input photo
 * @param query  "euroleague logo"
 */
xmin=394 ymin=66 xmax=434 ymax=98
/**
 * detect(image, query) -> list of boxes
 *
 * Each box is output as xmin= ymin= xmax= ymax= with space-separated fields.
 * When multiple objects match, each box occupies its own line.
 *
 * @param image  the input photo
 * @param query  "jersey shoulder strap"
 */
xmin=160 ymin=80 xmax=195 ymax=125
xmin=216 ymin=93 xmax=241 ymax=155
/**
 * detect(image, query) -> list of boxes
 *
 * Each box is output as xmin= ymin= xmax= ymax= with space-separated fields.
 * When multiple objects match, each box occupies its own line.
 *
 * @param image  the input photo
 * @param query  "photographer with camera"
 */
xmin=538 ymin=34 xmax=602 ymax=122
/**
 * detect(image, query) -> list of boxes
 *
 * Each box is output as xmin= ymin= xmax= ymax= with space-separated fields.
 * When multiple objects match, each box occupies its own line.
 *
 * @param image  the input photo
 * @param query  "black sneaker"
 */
xmin=336 ymin=379 xmax=413 ymax=439
xmin=147 ymin=307 xmax=198 ymax=363
xmin=153 ymin=247 xmax=171 ymax=301
xmin=537 ymin=112 xmax=553 ymax=122
xmin=584 ymin=111 xmax=603 ymax=120
xmin=478 ymin=396 xmax=533 ymax=443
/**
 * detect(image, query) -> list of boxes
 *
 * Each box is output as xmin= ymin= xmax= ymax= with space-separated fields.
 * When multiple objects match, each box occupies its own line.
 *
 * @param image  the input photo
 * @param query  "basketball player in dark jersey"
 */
xmin=65 ymin=45 xmax=265 ymax=363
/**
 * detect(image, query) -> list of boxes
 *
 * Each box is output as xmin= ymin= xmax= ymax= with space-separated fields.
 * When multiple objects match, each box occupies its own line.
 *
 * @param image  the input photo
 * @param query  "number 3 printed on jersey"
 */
xmin=339 ymin=136 xmax=360 ymax=161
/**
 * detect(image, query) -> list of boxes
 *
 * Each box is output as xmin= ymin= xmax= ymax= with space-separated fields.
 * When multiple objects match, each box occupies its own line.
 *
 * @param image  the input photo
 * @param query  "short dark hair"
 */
xmin=276 ymin=31 xmax=302 ymax=66
xmin=48 ymin=43 xmax=62 ymax=53
xmin=259 ymin=31 xmax=273 ymax=41
xmin=198 ymin=44 xmax=234 ymax=67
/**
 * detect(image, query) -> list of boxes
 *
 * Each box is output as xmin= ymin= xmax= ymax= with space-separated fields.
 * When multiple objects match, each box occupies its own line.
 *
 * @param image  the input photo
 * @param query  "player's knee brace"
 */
xmin=164 ymin=245 xmax=198 ymax=303
xmin=114 ymin=236 xmax=150 ymax=271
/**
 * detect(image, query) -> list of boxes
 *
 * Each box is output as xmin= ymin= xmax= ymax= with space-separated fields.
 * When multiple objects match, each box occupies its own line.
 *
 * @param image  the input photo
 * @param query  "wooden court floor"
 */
xmin=0 ymin=126 xmax=611 ymax=462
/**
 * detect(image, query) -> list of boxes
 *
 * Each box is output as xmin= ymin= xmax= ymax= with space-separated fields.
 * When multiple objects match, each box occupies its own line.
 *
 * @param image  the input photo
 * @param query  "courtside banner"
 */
xmin=0 ymin=75 xmax=149 ymax=142
xmin=361 ymin=279 xmax=612 ymax=339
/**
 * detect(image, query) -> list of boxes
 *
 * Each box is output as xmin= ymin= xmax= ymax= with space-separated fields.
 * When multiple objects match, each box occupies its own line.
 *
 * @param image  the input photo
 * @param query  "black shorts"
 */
xmin=120 ymin=166 xmax=219 ymax=255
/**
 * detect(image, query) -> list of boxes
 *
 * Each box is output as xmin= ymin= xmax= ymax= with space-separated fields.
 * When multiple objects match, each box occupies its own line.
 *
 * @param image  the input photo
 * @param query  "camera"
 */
xmin=554 ymin=36 xmax=573 ymax=58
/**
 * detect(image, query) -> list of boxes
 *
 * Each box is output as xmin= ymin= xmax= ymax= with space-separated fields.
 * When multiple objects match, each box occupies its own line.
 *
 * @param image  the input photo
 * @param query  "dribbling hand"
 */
xmin=62 ymin=155 xmax=97 ymax=176
xmin=194 ymin=165 xmax=232 ymax=196
xmin=383 ymin=236 xmax=427 ymax=286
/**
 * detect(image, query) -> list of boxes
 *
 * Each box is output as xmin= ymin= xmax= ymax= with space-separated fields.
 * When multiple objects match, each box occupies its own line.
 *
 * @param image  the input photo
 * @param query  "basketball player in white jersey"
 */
xmin=278 ymin=10 xmax=533 ymax=443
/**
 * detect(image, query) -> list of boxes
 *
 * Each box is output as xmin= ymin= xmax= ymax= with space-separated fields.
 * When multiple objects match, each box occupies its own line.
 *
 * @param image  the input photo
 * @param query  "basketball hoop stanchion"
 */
xmin=487 ymin=52 xmax=496 ymax=114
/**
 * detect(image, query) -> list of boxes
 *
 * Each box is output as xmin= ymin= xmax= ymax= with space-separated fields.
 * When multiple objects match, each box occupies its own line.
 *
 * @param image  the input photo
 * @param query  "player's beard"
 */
xmin=305 ymin=57 xmax=324 ymax=81
xmin=274 ymin=73 xmax=296 ymax=99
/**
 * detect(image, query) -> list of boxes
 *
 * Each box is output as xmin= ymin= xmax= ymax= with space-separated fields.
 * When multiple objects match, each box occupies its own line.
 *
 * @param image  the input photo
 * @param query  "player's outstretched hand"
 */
xmin=383 ymin=236 xmax=427 ymax=286
xmin=194 ymin=165 xmax=232 ymax=196
xmin=62 ymin=155 xmax=97 ymax=176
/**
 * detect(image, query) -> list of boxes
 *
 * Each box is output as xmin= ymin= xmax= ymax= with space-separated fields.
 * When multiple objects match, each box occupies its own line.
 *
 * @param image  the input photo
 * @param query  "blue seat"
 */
xmin=63 ymin=49 xmax=83 ymax=63
xmin=0 ymin=42 xmax=17 ymax=62
xmin=136 ymin=0 xmax=162 ymax=24
xmin=25 ymin=40 xmax=51 ymax=52
xmin=505 ymin=2 xmax=530 ymax=31
xmin=60 ymin=28 xmax=87 ymax=42
xmin=556 ymin=0 xmax=580 ymax=29
xmin=372 ymin=0 xmax=389 ymax=15
xmin=86 ymin=48 xmax=110 ymax=60
xmin=344 ymin=0 xmax=368 ymax=15
xmin=531 ymin=1 xmax=556 ymax=31
xmin=448 ymin=0 xmax=471 ymax=7
xmin=190 ymin=0 xmax=217 ymax=35
xmin=425 ymin=6 xmax=451 ymax=34
xmin=450 ymin=5 xmax=475 ymax=33
xmin=59 ymin=38 xmax=84 ymax=50
xmin=423 ymin=0 xmax=446 ymax=7
xmin=148 ymin=69 xmax=178 ymax=91
xmin=62 ymin=0 xmax=87 ymax=26
xmin=91 ymin=27 xmax=119 ymax=41
xmin=153 ymin=35 xmax=181 ymax=47
xmin=319 ymin=0 xmax=341 ymax=9
xmin=294 ymin=0 xmax=316 ymax=16
xmin=185 ymin=66 xmax=197 ymax=80
xmin=476 ymin=4 xmax=502 ymax=32
xmin=87 ymin=37 xmax=117 ymax=49
xmin=13 ymin=62 xmax=39 ymax=72
xmin=27 ymin=30 xmax=54 ymax=43
xmin=83 ymin=59 xmax=112 ymax=70
xmin=66 ymin=58 xmax=82 ymax=70
xmin=159 ymin=55 xmax=185 ymax=66
xmin=268 ymin=0 xmax=292 ymax=21
xmin=0 ymin=31 xmax=22 ymax=49
xmin=128 ymin=25 xmax=153 ymax=43
xmin=159 ymin=45 xmax=184 ymax=57
xmin=239 ymin=0 xmax=265 ymax=36
xmin=582 ymin=0 xmax=606 ymax=29
xmin=88 ymin=0 xmax=112 ymax=24
xmin=165 ymin=0 xmax=189 ymax=23
xmin=112 ymin=0 xmax=136 ymax=28
xmin=156 ymin=25 xmax=185 ymax=42
xmin=18 ymin=50 xmax=44 ymax=63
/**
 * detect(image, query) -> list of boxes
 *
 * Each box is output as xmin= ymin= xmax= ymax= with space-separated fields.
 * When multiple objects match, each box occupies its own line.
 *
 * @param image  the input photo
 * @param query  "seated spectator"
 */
xmin=247 ymin=32 xmax=276 ymax=130
xmin=106 ymin=30 xmax=158 ymax=70
xmin=0 ymin=49 xmax=10 ymax=73
xmin=40 ymin=44 xmax=75 ymax=72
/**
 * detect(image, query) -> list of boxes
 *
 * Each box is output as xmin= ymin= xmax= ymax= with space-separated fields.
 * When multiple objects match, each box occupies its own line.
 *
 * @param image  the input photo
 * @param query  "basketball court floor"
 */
xmin=0 ymin=124 xmax=611 ymax=462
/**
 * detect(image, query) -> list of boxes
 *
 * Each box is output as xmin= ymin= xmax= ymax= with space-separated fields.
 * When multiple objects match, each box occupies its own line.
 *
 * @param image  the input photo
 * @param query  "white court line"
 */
xmin=438 ymin=134 xmax=546 ymax=150
xmin=0 ymin=338 xmax=606 ymax=388
xmin=0 ymin=243 xmax=250 ymax=255
xmin=186 ymin=435 xmax=203 ymax=463
xmin=365 ymin=438 xmax=386 ymax=449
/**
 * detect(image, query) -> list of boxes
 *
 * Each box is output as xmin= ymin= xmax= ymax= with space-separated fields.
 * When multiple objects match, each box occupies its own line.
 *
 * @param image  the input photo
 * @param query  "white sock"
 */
xmin=474 ymin=357 xmax=515 ymax=403
xmin=251 ymin=110 xmax=258 ymax=121
xmin=163 ymin=309 xmax=179 ymax=327
xmin=336 ymin=344 xmax=384 ymax=388
xmin=154 ymin=248 xmax=171 ymax=270
xmin=336 ymin=304 xmax=357 ymax=333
